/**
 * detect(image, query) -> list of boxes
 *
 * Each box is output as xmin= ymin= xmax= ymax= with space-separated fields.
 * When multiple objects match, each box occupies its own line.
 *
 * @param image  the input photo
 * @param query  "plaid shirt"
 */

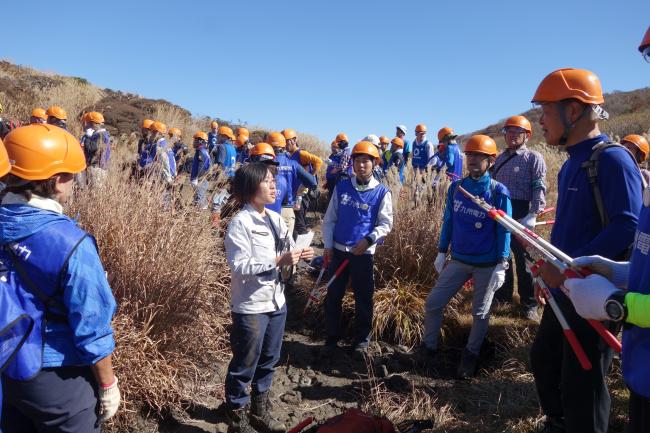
xmin=493 ymin=145 xmax=547 ymax=214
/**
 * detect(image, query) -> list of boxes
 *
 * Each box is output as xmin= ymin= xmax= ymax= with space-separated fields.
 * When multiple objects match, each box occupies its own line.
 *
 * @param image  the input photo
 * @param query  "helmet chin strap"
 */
xmin=557 ymin=102 xmax=590 ymax=146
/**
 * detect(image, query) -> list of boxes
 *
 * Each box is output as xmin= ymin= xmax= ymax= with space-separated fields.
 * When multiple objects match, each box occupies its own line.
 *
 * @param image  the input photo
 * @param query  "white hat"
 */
xmin=396 ymin=125 xmax=407 ymax=134
xmin=363 ymin=134 xmax=380 ymax=147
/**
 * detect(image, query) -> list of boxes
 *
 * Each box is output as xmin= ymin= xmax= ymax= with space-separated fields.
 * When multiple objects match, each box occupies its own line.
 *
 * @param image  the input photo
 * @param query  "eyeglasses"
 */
xmin=502 ymin=126 xmax=527 ymax=135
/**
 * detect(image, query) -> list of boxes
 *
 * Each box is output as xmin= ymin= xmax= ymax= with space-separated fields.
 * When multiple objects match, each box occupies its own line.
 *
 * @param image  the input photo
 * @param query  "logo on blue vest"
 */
xmin=453 ymin=199 xmax=486 ymax=219
xmin=340 ymin=193 xmax=370 ymax=210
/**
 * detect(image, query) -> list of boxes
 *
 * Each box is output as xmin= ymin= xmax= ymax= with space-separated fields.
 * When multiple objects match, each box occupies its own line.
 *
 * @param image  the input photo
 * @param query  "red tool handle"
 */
xmin=287 ymin=417 xmax=314 ymax=433
xmin=539 ymin=207 xmax=556 ymax=217
xmin=333 ymin=259 xmax=349 ymax=278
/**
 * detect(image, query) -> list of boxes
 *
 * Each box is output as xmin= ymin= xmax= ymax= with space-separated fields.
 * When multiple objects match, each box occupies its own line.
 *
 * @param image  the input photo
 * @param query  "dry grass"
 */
xmin=67 ymin=152 xmax=232 ymax=430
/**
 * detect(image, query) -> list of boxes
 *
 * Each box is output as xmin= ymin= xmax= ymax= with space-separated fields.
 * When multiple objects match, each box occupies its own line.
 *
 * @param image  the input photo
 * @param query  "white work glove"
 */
xmin=85 ymin=128 xmax=95 ymax=137
xmin=487 ymin=262 xmax=507 ymax=292
xmin=572 ymin=255 xmax=630 ymax=289
xmin=191 ymin=179 xmax=198 ymax=187
xmin=563 ymin=274 xmax=622 ymax=321
xmin=97 ymin=376 xmax=121 ymax=424
xmin=434 ymin=252 xmax=447 ymax=274
xmin=432 ymin=174 xmax=441 ymax=187
xmin=518 ymin=212 xmax=537 ymax=230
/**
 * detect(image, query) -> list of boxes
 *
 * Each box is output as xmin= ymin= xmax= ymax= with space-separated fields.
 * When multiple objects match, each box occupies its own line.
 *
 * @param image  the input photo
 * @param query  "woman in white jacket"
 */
xmin=223 ymin=162 xmax=313 ymax=433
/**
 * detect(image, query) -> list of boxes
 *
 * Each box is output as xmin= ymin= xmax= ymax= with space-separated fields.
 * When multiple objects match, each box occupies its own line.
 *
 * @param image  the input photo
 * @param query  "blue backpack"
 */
xmin=0 ymin=222 xmax=89 ymax=382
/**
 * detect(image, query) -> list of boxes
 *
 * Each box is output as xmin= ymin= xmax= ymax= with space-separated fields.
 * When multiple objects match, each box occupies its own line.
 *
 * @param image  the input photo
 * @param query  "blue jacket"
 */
xmin=191 ymin=146 xmax=212 ymax=180
xmin=266 ymin=172 xmax=291 ymax=214
xmin=0 ymin=204 xmax=116 ymax=368
xmin=441 ymin=142 xmax=463 ymax=180
xmin=438 ymin=173 xmax=511 ymax=265
xmin=411 ymin=139 xmax=434 ymax=169
xmin=622 ymin=197 xmax=650 ymax=397
xmin=551 ymin=135 xmax=641 ymax=260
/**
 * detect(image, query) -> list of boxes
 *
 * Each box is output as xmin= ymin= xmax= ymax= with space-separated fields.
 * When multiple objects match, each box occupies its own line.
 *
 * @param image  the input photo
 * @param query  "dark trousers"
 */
xmin=225 ymin=305 xmax=287 ymax=408
xmin=494 ymin=198 xmax=535 ymax=308
xmin=629 ymin=389 xmax=650 ymax=433
xmin=293 ymin=194 xmax=311 ymax=239
xmin=2 ymin=366 xmax=100 ymax=433
xmin=530 ymin=295 xmax=613 ymax=433
xmin=325 ymin=249 xmax=375 ymax=348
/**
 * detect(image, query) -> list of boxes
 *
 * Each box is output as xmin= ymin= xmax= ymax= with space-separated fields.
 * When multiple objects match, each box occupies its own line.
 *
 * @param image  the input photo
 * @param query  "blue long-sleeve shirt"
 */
xmin=191 ymin=146 xmax=212 ymax=180
xmin=438 ymin=174 xmax=511 ymax=265
xmin=551 ymin=134 xmax=642 ymax=260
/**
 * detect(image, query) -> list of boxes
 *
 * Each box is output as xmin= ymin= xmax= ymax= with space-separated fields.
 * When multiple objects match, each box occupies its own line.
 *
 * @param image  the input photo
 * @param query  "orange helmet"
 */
xmin=415 ymin=124 xmax=427 ymax=133
xmin=194 ymin=131 xmax=208 ymax=141
xmin=335 ymin=133 xmax=348 ymax=143
xmin=390 ymin=137 xmax=404 ymax=149
xmin=31 ymin=108 xmax=48 ymax=121
xmin=639 ymin=25 xmax=650 ymax=52
xmin=0 ymin=138 xmax=10 ymax=178
xmin=267 ymin=131 xmax=286 ymax=148
xmin=235 ymin=134 xmax=248 ymax=147
xmin=503 ymin=115 xmax=532 ymax=134
xmin=46 ymin=105 xmax=67 ymax=121
xmin=150 ymin=121 xmax=167 ymax=134
xmin=464 ymin=135 xmax=497 ymax=157
xmin=352 ymin=141 xmax=380 ymax=160
xmin=3 ymin=124 xmax=86 ymax=180
xmin=621 ymin=134 xmax=649 ymax=161
xmin=282 ymin=128 xmax=297 ymax=140
xmin=379 ymin=136 xmax=390 ymax=145
xmin=168 ymin=127 xmax=182 ymax=137
xmin=87 ymin=111 xmax=104 ymax=124
xmin=218 ymin=126 xmax=235 ymax=140
xmin=210 ymin=121 xmax=219 ymax=129
xmin=251 ymin=142 xmax=275 ymax=158
xmin=437 ymin=127 xmax=456 ymax=142
xmin=531 ymin=68 xmax=604 ymax=105
xmin=142 ymin=119 xmax=154 ymax=129
xmin=236 ymin=127 xmax=250 ymax=138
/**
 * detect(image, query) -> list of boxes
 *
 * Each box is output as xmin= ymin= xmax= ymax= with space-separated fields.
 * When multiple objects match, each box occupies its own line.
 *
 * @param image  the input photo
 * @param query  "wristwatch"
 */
xmin=604 ymin=291 xmax=627 ymax=322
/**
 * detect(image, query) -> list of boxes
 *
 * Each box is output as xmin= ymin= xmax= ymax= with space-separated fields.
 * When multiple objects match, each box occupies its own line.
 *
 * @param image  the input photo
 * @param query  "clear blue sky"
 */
xmin=4 ymin=1 xmax=649 ymax=145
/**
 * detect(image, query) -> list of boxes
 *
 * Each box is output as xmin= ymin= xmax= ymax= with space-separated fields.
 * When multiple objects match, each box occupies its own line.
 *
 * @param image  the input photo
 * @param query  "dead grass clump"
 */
xmin=68 ymin=159 xmax=231 ymax=429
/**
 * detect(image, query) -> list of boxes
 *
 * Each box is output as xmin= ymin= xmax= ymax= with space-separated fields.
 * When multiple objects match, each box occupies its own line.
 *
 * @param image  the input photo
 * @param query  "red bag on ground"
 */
xmin=317 ymin=408 xmax=395 ymax=433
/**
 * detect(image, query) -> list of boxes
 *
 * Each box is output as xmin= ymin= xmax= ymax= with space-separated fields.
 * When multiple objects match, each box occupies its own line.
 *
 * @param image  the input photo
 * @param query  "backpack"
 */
xmin=315 ymin=409 xmax=395 ymax=433
xmin=581 ymin=141 xmax=644 ymax=229
xmin=0 ymin=222 xmax=89 ymax=381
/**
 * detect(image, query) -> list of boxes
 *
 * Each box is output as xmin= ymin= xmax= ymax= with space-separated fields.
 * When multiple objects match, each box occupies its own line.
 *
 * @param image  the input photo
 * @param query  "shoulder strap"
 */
xmin=5 ymin=231 xmax=89 ymax=320
xmin=491 ymin=152 xmax=518 ymax=177
xmin=580 ymin=142 xmax=620 ymax=228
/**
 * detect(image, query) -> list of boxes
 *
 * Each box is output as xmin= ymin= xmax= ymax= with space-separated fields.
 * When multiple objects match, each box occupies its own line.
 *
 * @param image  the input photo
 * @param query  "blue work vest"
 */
xmin=333 ymin=179 xmax=388 ymax=246
xmin=276 ymin=153 xmax=297 ymax=206
xmin=266 ymin=172 xmax=290 ymax=214
xmin=444 ymin=143 xmax=463 ymax=180
xmin=208 ymin=132 xmax=218 ymax=153
xmin=623 ymin=199 xmax=650 ymax=397
xmin=167 ymin=148 xmax=177 ymax=177
xmin=411 ymin=139 xmax=432 ymax=169
xmin=450 ymin=179 xmax=502 ymax=256
xmin=1 ymin=221 xmax=89 ymax=381
xmin=221 ymin=142 xmax=237 ymax=177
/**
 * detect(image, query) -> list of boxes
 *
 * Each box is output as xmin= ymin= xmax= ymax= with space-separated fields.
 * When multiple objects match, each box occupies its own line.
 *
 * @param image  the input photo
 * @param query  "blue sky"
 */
xmin=4 ymin=1 xmax=649 ymax=145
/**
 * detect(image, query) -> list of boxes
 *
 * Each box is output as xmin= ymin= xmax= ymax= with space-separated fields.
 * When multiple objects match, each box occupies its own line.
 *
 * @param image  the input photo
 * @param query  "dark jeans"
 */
xmin=629 ymin=389 xmax=650 ymax=433
xmin=225 ymin=305 xmax=287 ymax=408
xmin=530 ymin=295 xmax=613 ymax=433
xmin=325 ymin=249 xmax=374 ymax=348
xmin=2 ymin=366 xmax=100 ymax=433
xmin=494 ymin=198 xmax=535 ymax=308
xmin=293 ymin=194 xmax=311 ymax=239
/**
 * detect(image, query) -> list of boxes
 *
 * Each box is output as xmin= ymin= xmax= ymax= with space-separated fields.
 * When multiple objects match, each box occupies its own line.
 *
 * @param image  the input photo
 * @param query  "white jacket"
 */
xmin=224 ymin=204 xmax=294 ymax=314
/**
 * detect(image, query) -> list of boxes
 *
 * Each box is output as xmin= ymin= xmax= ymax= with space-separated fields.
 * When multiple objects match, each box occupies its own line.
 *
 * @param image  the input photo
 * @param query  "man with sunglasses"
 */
xmin=492 ymin=115 xmax=547 ymax=321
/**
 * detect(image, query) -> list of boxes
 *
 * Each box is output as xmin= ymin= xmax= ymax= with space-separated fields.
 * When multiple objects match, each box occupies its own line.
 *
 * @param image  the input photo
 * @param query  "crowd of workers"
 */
xmin=0 ymin=25 xmax=649 ymax=433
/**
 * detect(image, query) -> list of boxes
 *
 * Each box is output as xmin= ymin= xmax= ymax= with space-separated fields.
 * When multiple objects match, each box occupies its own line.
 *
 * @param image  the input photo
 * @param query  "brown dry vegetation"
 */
xmin=1 ymin=60 xmax=645 ymax=432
